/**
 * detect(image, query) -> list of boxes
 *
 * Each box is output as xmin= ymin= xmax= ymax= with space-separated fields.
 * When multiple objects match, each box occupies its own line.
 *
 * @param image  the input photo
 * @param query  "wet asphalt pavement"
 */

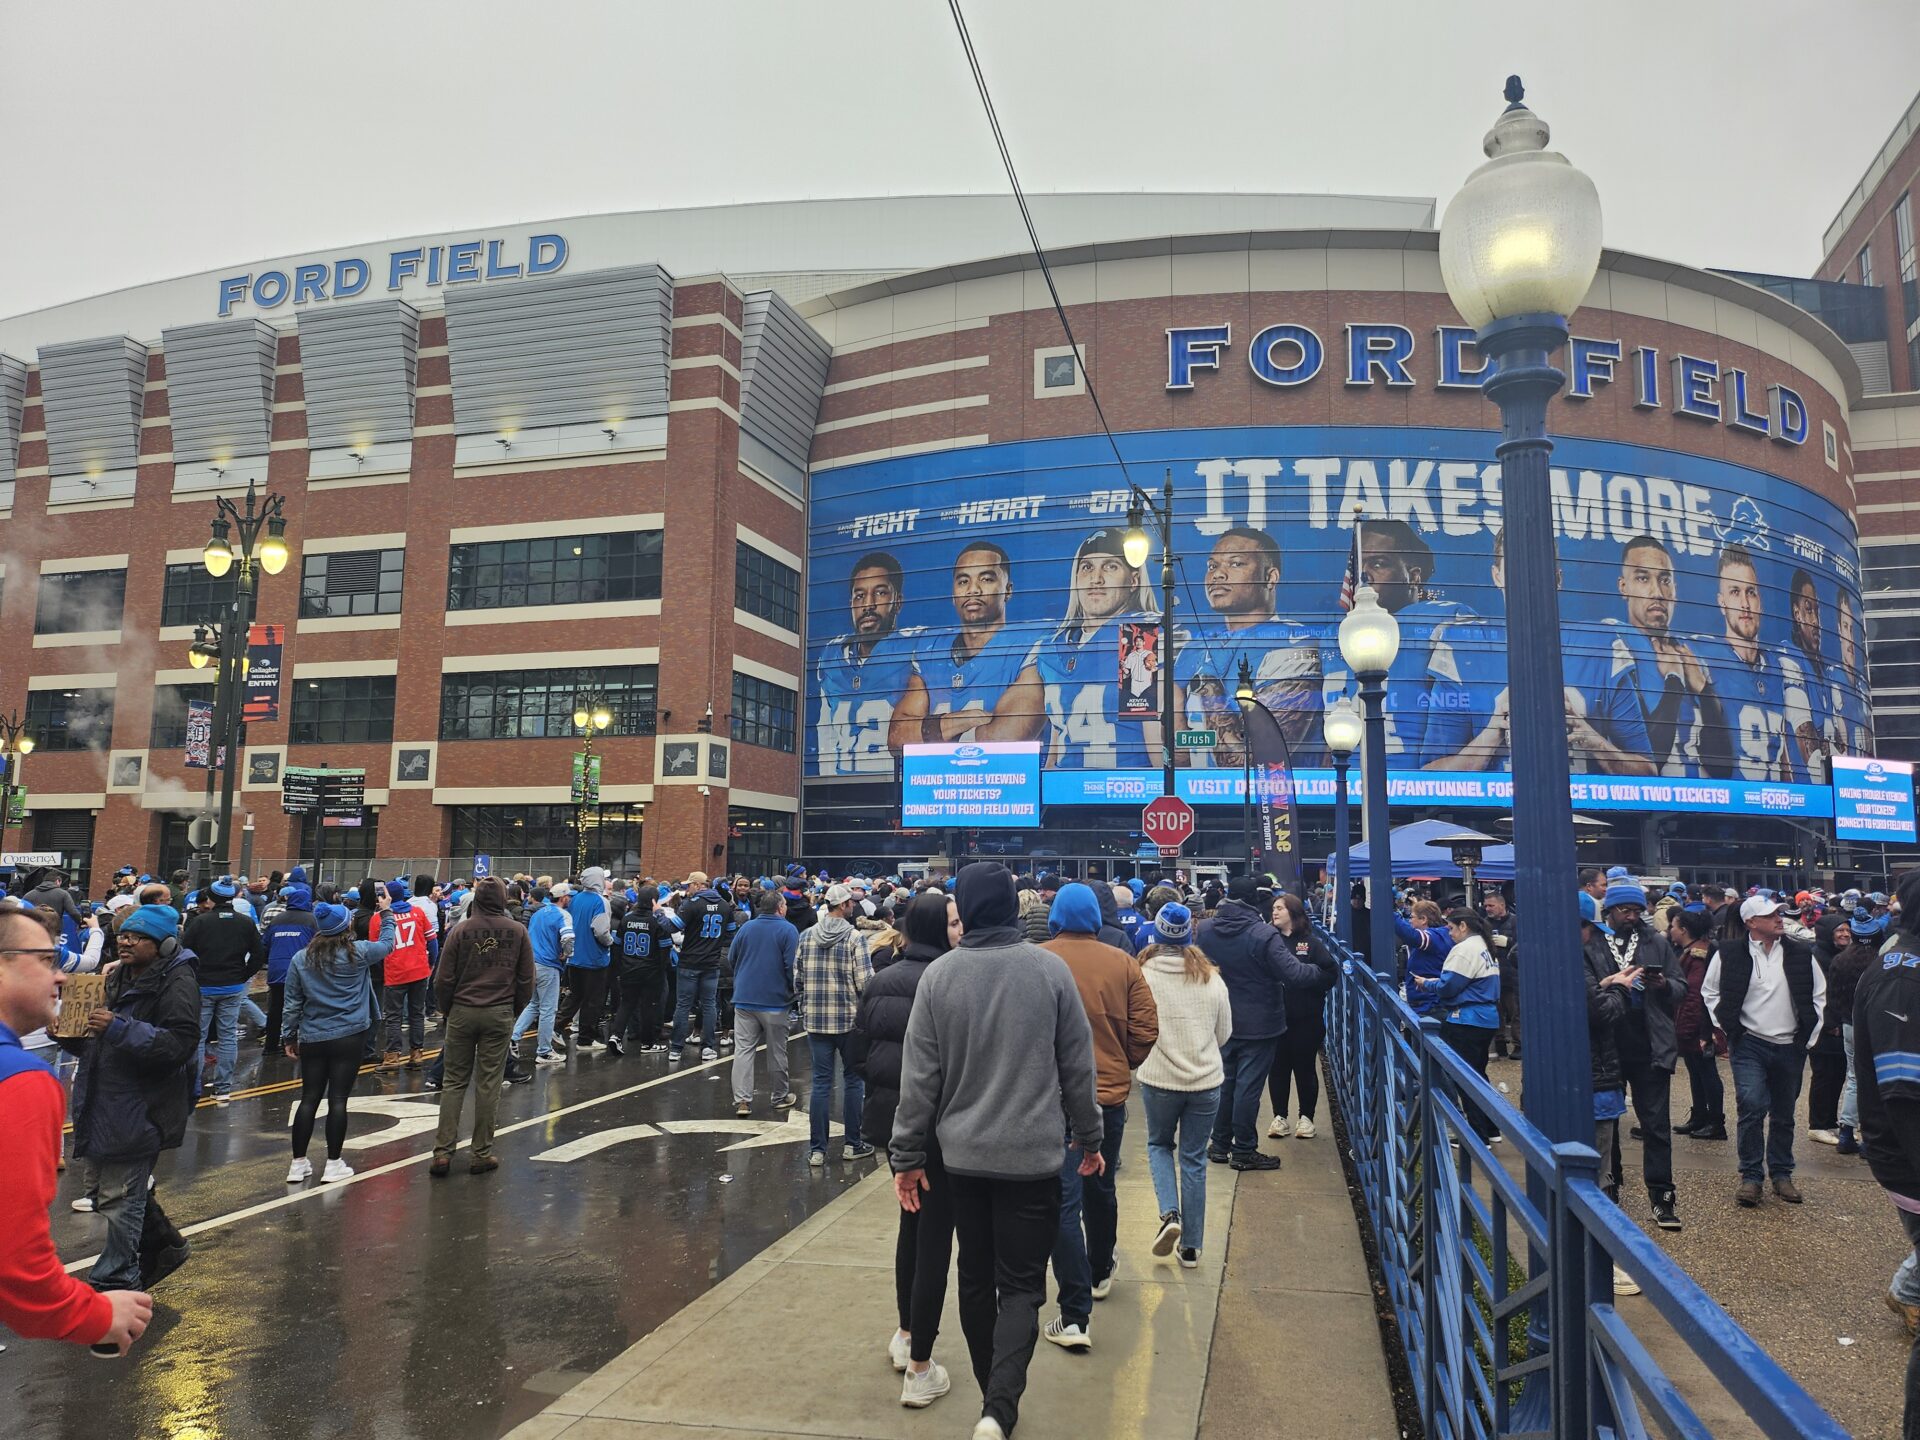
xmin=7 ymin=1029 xmax=871 ymax=1440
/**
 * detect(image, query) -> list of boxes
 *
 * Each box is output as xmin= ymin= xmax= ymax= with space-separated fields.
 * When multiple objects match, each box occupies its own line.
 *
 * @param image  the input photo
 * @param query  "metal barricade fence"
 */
xmin=1319 ymin=925 xmax=1848 ymax=1440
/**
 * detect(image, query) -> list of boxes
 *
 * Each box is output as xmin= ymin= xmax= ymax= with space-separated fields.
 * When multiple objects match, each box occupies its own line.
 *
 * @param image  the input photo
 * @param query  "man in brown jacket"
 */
xmin=1040 ymin=881 xmax=1158 ymax=1350
xmin=431 ymin=877 xmax=536 ymax=1177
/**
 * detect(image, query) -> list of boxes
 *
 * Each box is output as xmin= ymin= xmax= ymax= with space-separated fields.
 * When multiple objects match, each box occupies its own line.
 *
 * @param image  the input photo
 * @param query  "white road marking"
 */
xmin=529 ymin=1110 xmax=813 ymax=1162
xmin=285 ymin=1093 xmax=443 ymax=1150
xmin=62 ymin=1042 xmax=801 ymax=1274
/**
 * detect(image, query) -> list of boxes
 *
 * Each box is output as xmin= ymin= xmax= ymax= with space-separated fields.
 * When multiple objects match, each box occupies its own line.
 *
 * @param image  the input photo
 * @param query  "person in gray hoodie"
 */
xmin=891 ymin=862 xmax=1104 ymax=1440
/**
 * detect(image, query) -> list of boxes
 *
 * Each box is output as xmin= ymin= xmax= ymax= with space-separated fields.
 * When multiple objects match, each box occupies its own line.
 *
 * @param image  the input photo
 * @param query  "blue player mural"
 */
xmin=804 ymin=427 xmax=1875 ymax=799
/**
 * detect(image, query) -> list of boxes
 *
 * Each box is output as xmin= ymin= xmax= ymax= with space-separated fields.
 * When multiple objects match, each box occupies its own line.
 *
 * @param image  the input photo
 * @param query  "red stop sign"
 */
xmin=1142 ymin=796 xmax=1197 ymax=854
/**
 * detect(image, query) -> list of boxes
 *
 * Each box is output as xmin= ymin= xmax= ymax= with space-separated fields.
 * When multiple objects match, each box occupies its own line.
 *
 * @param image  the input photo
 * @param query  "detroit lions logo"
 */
xmin=1712 ymin=496 xmax=1772 ymax=553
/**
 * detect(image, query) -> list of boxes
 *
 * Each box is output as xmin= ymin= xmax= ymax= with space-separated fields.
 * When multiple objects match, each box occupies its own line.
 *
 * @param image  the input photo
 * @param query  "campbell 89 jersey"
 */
xmin=1693 ymin=636 xmax=1795 ymax=781
xmin=1179 ymin=620 xmax=1321 ymax=767
xmin=815 ymin=629 xmax=918 ymax=775
xmin=915 ymin=623 xmax=1033 ymax=742
xmin=1030 ymin=617 xmax=1153 ymax=769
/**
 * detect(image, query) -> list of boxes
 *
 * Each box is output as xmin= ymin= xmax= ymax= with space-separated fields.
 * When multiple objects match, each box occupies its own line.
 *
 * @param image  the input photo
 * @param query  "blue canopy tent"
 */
xmin=1325 ymin=818 xmax=1516 ymax=882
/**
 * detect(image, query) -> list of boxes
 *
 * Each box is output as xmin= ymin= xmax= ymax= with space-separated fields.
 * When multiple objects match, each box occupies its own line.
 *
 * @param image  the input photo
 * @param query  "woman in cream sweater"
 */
xmin=1136 ymin=902 xmax=1233 ymax=1268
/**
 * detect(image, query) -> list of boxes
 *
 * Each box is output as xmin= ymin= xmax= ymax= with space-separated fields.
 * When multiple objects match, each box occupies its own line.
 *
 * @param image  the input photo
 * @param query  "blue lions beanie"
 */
xmin=314 ymin=903 xmax=352 ymax=937
xmin=1603 ymin=879 xmax=1647 ymax=913
xmin=209 ymin=876 xmax=238 ymax=900
xmin=1578 ymin=891 xmax=1599 ymax=925
xmin=120 ymin=904 xmax=181 ymax=943
xmin=1153 ymin=901 xmax=1193 ymax=945
xmin=1048 ymin=882 xmax=1104 ymax=937
xmin=1128 ymin=877 xmax=1145 ymax=899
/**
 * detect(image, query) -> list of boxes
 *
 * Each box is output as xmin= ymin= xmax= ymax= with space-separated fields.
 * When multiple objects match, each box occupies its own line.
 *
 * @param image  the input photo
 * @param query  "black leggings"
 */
xmin=895 ymin=1145 xmax=956 ymax=1361
xmin=292 ymin=1031 xmax=367 ymax=1161
xmin=1268 ymin=1013 xmax=1326 ymax=1121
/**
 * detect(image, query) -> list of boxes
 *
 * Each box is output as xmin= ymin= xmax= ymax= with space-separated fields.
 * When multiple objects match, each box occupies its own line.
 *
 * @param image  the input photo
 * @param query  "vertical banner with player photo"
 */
xmin=1245 ymin=698 xmax=1301 ymax=894
xmin=244 ymin=623 xmax=284 ymax=724
xmin=184 ymin=699 xmax=215 ymax=769
xmin=1118 ymin=621 xmax=1160 ymax=719
xmin=571 ymin=752 xmax=602 ymax=804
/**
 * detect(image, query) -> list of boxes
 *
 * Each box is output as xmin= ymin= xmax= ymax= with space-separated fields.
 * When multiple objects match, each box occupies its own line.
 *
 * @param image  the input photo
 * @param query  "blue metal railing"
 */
xmin=1321 ymin=927 xmax=1848 ymax=1439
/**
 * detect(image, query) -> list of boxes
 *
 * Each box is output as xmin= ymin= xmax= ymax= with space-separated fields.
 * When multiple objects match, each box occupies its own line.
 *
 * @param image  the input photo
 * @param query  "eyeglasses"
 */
xmin=0 ymin=947 xmax=62 ymax=969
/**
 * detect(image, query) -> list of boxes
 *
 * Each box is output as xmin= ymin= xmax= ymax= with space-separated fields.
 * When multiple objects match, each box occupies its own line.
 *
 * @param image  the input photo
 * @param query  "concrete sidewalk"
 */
xmin=507 ymin=1087 xmax=1396 ymax=1440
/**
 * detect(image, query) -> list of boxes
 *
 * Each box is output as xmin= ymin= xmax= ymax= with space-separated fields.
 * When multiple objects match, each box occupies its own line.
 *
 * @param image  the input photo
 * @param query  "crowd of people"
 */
xmin=6 ymin=852 xmax=1920 ymax=1434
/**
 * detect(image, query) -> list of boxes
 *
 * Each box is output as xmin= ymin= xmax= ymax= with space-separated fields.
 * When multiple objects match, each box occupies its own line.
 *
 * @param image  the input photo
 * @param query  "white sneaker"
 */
xmin=1178 ymin=1247 xmax=1199 ymax=1269
xmin=700 ymin=1047 xmax=719 ymax=1061
xmin=899 ymin=1361 xmax=951 ymax=1408
xmin=1091 ymin=1274 xmax=1113 ymax=1301
xmin=1042 ymin=1317 xmax=1090 ymax=1351
xmin=888 ymin=1329 xmax=911 ymax=1372
xmin=214 ymin=1092 xmax=232 ymax=1107
xmin=1294 ymin=1116 xmax=1317 ymax=1139
xmin=286 ymin=1157 xmax=313 ymax=1184
xmin=535 ymin=1051 xmax=565 ymax=1067
xmin=549 ymin=1034 xmax=568 ymax=1053
xmin=320 ymin=1158 xmax=355 ymax=1183
xmin=1808 ymin=1128 xmax=1840 ymax=1146
xmin=972 ymin=1417 xmax=1008 ymax=1439
xmin=1612 ymin=1266 xmax=1641 ymax=1296
xmin=71 ymin=1196 xmax=95 ymax=1213
xmin=1267 ymin=1116 xmax=1291 ymax=1139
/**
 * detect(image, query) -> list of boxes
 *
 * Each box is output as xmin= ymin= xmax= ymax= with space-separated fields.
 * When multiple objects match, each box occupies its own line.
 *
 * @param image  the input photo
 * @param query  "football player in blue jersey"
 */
xmin=1598 ymin=534 xmax=1709 ymax=777
xmin=1830 ymin=589 xmax=1873 ymax=757
xmin=1177 ymin=528 xmax=1321 ymax=768
xmin=1782 ymin=568 xmax=1835 ymax=783
xmin=814 ymin=551 xmax=917 ymax=775
xmin=1691 ymin=542 xmax=1796 ymax=781
xmin=994 ymin=527 xmax=1159 ymax=768
xmin=1423 ymin=527 xmax=1654 ymax=774
xmin=1319 ymin=517 xmax=1478 ymax=766
xmin=888 ymin=541 xmax=1031 ymax=749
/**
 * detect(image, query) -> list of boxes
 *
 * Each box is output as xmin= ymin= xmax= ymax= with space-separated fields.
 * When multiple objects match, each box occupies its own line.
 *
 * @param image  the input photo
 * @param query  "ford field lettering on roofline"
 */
xmin=217 ymin=234 xmax=570 ymax=316
xmin=1166 ymin=322 xmax=1811 ymax=446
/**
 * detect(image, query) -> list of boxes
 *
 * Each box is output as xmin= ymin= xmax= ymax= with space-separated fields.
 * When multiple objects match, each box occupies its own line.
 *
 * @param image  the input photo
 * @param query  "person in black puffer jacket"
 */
xmin=848 ymin=891 xmax=956 ymax=1389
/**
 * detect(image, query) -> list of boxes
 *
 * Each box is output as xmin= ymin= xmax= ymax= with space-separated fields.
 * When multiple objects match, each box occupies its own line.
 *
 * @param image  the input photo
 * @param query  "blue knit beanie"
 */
xmin=209 ymin=876 xmax=238 ymax=900
xmin=120 ymin=904 xmax=181 ymax=942
xmin=1603 ymin=879 xmax=1647 ymax=913
xmin=314 ymin=903 xmax=352 ymax=937
xmin=1154 ymin=901 xmax=1193 ymax=945
xmin=386 ymin=877 xmax=410 ymax=902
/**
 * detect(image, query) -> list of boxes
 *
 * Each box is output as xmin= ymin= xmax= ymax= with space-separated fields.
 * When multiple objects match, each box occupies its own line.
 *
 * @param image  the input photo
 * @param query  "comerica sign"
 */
xmin=1165 ymin=322 xmax=1812 ymax=446
xmin=216 ymin=233 xmax=570 ymax=317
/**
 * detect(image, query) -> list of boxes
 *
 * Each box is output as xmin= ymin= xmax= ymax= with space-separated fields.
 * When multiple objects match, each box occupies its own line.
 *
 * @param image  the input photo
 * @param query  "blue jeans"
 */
xmin=199 ymin=992 xmax=243 ymax=1096
xmin=1897 ymin=1208 xmax=1920 ymax=1308
xmin=808 ymin=1030 xmax=864 ymax=1154
xmin=1051 ymin=1103 xmax=1128 ymax=1325
xmin=1211 ymin=1034 xmax=1279 ymax=1157
xmin=90 ymin=1153 xmax=155 ymax=1290
xmin=1842 ymin=1024 xmax=1860 ymax=1130
xmin=513 ymin=965 xmax=562 ymax=1054
xmin=1730 ymin=1034 xmax=1807 ymax=1183
xmin=1143 ymin=1082 xmax=1221 ymax=1253
xmin=672 ymin=969 xmax=720 ymax=1052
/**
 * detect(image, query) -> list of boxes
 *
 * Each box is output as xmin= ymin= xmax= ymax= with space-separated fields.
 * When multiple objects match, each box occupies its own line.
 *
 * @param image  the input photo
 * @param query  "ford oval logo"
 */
xmin=1868 ymin=761 xmax=1889 ymax=783
xmin=953 ymin=744 xmax=988 ymax=766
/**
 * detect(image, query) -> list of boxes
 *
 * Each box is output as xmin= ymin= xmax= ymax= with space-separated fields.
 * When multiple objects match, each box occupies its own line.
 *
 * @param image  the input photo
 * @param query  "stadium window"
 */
xmin=24 ymin=687 xmax=115 ymax=752
xmin=289 ymin=674 xmax=397 ymax=745
xmin=439 ymin=666 xmax=658 ymax=741
xmin=34 ymin=569 xmax=126 ymax=635
xmin=159 ymin=563 xmax=239 ymax=629
xmin=730 ymin=672 xmax=797 ymax=752
xmin=446 ymin=531 xmax=662 ymax=612
xmin=300 ymin=549 xmax=405 ymax=618
xmin=735 ymin=542 xmax=800 ymax=632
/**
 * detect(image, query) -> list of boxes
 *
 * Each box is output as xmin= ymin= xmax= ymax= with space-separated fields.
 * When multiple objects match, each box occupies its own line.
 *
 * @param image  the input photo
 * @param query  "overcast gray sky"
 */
xmin=2 ymin=1 xmax=1915 ymax=319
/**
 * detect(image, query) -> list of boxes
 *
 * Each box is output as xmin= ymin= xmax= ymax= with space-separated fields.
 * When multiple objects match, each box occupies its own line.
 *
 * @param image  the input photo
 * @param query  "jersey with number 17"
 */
xmin=814 ymin=629 xmax=918 ymax=775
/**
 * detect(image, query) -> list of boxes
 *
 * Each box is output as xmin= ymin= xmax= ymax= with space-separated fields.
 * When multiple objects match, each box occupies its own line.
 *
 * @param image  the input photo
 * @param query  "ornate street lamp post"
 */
xmin=193 ymin=482 xmax=290 ymax=883
xmin=0 ymin=710 xmax=35 ymax=846
xmin=1440 ymin=74 xmax=1604 ymax=1435
xmin=572 ymin=695 xmax=613 ymax=875
xmin=1122 ymin=469 xmax=1180 ymax=799
xmin=1337 ymin=587 xmax=1400 ymax=981
xmin=1323 ymin=697 xmax=1363 ymax=945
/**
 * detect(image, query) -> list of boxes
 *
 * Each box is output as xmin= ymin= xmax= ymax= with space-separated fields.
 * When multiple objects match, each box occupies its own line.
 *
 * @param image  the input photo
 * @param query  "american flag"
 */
xmin=1338 ymin=513 xmax=1366 ymax=612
